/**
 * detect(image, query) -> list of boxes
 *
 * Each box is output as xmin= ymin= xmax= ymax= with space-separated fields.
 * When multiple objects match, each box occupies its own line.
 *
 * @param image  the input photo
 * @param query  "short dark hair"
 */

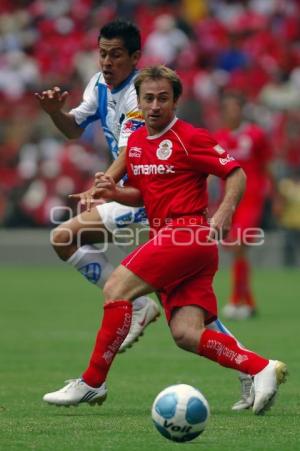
xmin=98 ymin=19 xmax=141 ymax=55
xmin=134 ymin=65 xmax=183 ymax=101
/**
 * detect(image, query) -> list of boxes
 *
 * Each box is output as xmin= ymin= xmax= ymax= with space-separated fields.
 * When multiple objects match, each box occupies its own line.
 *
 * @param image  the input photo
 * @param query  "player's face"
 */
xmin=138 ymin=78 xmax=178 ymax=135
xmin=221 ymin=97 xmax=243 ymax=128
xmin=99 ymin=38 xmax=140 ymax=88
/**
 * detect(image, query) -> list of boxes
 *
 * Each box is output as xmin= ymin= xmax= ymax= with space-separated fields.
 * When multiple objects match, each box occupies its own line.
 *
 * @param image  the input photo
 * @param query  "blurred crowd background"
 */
xmin=0 ymin=0 xmax=300 ymax=264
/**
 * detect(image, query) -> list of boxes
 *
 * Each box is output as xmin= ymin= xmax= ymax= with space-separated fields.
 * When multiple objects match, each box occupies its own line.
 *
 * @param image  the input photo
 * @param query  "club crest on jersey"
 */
xmin=156 ymin=139 xmax=173 ymax=160
xmin=129 ymin=146 xmax=142 ymax=158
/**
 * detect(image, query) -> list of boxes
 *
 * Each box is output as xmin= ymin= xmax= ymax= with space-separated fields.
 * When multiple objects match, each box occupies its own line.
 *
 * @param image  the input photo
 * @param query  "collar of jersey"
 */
xmin=110 ymin=69 xmax=138 ymax=94
xmin=147 ymin=116 xmax=178 ymax=140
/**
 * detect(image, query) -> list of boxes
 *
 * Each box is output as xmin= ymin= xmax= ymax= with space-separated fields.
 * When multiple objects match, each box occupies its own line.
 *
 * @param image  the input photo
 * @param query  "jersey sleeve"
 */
xmin=69 ymin=73 xmax=101 ymax=128
xmin=118 ymin=86 xmax=144 ymax=149
xmin=189 ymin=129 xmax=241 ymax=178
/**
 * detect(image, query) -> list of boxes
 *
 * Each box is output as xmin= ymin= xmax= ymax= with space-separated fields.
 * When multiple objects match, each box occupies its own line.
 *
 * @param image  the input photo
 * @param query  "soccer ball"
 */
xmin=151 ymin=384 xmax=209 ymax=442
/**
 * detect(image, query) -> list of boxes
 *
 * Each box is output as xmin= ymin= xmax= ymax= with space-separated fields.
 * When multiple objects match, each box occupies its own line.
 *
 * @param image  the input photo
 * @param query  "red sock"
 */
xmin=231 ymin=257 xmax=256 ymax=308
xmin=198 ymin=329 xmax=268 ymax=375
xmin=82 ymin=300 xmax=132 ymax=387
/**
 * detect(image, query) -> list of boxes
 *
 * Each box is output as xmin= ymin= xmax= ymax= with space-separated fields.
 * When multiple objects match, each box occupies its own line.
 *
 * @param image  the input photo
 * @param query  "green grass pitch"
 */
xmin=0 ymin=266 xmax=299 ymax=451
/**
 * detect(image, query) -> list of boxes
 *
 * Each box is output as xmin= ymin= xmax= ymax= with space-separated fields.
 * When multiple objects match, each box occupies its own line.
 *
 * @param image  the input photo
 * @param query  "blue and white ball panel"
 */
xmin=151 ymin=384 xmax=209 ymax=442
xmin=186 ymin=396 xmax=209 ymax=424
xmin=155 ymin=392 xmax=178 ymax=419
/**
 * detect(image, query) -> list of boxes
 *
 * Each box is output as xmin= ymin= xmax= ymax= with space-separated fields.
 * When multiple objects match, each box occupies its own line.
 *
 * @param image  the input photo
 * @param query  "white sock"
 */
xmin=67 ymin=244 xmax=150 ymax=311
xmin=67 ymin=245 xmax=114 ymax=288
xmin=207 ymin=318 xmax=236 ymax=337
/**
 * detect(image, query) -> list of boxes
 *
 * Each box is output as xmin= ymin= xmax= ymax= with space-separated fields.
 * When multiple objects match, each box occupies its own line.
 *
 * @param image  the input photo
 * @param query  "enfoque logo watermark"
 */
xmin=49 ymin=205 xmax=265 ymax=252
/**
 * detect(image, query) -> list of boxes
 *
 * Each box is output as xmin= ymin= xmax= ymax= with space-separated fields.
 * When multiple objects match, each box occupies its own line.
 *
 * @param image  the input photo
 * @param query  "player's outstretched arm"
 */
xmin=97 ymin=146 xmax=127 ymax=183
xmin=35 ymin=87 xmax=83 ymax=139
xmin=70 ymin=175 xmax=143 ymax=212
xmin=208 ymin=168 xmax=246 ymax=241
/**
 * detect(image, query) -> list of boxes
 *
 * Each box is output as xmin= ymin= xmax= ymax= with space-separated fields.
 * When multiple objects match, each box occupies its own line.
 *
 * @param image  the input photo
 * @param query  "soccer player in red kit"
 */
xmin=214 ymin=92 xmax=273 ymax=320
xmin=44 ymin=66 xmax=287 ymax=415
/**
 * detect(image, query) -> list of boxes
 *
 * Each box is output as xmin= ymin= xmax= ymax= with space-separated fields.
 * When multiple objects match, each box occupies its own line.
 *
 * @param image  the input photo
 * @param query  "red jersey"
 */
xmin=126 ymin=117 xmax=240 ymax=230
xmin=214 ymin=123 xmax=272 ymax=195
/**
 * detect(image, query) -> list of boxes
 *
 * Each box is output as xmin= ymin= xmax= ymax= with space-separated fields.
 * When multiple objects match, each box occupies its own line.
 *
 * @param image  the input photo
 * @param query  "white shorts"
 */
xmin=96 ymin=201 xmax=148 ymax=233
xmin=96 ymin=202 xmax=149 ymax=252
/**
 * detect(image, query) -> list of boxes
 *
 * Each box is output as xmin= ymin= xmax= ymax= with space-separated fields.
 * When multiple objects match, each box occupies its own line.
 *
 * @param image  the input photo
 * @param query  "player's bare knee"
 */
xmin=171 ymin=325 xmax=191 ymax=351
xmin=51 ymin=226 xmax=74 ymax=260
xmin=171 ymin=323 xmax=204 ymax=352
xmin=103 ymin=274 xmax=124 ymax=301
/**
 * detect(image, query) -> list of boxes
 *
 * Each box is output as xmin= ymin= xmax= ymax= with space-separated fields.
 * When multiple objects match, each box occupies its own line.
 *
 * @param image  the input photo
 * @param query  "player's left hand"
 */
xmin=207 ymin=210 xmax=232 ymax=242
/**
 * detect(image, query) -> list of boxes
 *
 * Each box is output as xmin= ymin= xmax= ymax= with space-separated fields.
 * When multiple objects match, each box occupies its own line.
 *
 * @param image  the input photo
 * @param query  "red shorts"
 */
xmin=122 ymin=220 xmax=219 ymax=323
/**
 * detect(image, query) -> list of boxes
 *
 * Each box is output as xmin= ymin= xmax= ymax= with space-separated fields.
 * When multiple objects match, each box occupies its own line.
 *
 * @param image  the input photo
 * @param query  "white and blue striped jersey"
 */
xmin=69 ymin=70 xmax=144 ymax=160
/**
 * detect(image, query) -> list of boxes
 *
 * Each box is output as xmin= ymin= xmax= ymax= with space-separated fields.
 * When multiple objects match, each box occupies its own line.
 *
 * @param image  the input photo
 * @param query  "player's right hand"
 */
xmin=69 ymin=187 xmax=107 ymax=213
xmin=207 ymin=209 xmax=232 ymax=242
xmin=34 ymin=86 xmax=69 ymax=114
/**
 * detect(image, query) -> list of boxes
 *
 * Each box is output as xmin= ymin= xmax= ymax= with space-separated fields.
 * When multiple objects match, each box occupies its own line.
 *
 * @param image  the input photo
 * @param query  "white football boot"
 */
xmin=43 ymin=379 xmax=107 ymax=407
xmin=222 ymin=304 xmax=240 ymax=320
xmin=118 ymin=298 xmax=160 ymax=352
xmin=235 ymin=305 xmax=256 ymax=319
xmin=253 ymin=360 xmax=288 ymax=415
xmin=223 ymin=304 xmax=256 ymax=320
xmin=232 ymin=374 xmax=254 ymax=411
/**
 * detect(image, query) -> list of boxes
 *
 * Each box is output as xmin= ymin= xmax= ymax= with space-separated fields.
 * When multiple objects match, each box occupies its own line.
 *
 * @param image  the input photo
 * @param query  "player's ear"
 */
xmin=131 ymin=50 xmax=141 ymax=66
xmin=173 ymin=97 xmax=179 ymax=111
